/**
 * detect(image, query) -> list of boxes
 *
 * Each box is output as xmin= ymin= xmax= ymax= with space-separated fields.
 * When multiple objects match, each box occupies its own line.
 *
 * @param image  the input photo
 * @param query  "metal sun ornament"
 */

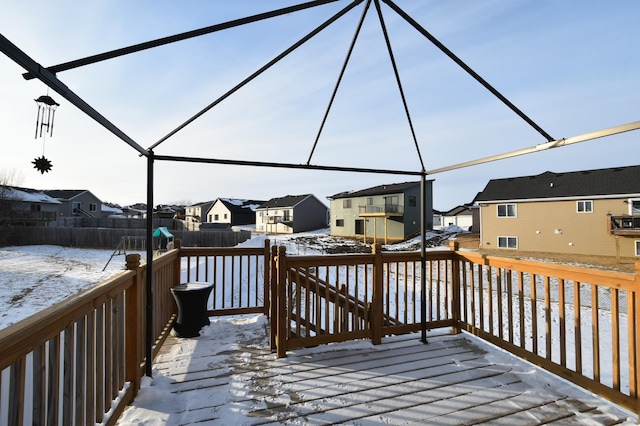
xmin=33 ymin=94 xmax=59 ymax=174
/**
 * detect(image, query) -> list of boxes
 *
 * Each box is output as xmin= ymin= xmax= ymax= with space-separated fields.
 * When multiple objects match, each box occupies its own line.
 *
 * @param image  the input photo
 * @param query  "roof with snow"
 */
xmin=328 ymin=181 xmax=422 ymax=200
xmin=217 ymin=198 xmax=265 ymax=213
xmin=0 ymin=185 xmax=61 ymax=204
xmin=473 ymin=165 xmax=640 ymax=203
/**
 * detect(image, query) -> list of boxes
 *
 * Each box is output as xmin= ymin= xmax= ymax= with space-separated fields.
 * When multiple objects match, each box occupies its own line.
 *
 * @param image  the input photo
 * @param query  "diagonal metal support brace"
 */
xmin=382 ymin=0 xmax=555 ymax=142
xmin=22 ymin=0 xmax=341 ymax=80
xmin=0 ymin=33 xmax=147 ymax=156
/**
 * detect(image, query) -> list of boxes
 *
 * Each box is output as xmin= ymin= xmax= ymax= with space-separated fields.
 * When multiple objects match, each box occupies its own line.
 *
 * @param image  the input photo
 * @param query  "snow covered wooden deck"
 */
xmin=116 ymin=315 xmax=636 ymax=425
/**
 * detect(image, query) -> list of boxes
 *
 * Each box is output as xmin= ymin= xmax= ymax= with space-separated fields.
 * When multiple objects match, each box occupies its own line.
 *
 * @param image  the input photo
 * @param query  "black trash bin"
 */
xmin=170 ymin=282 xmax=214 ymax=338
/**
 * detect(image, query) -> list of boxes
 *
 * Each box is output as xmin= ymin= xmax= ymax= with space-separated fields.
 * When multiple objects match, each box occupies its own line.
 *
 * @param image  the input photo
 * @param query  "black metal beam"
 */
xmin=373 ymin=0 xmax=425 ymax=170
xmin=0 ymin=33 xmax=148 ymax=156
xmin=148 ymin=0 xmax=365 ymax=152
xmin=22 ymin=0 xmax=341 ymax=80
xmin=154 ymin=153 xmax=424 ymax=176
xmin=382 ymin=0 xmax=555 ymax=142
xmin=307 ymin=0 xmax=372 ymax=165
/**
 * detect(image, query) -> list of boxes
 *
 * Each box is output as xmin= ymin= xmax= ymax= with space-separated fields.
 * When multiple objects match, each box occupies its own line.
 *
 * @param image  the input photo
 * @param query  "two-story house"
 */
xmin=205 ymin=198 xmax=264 ymax=227
xmin=255 ymin=194 xmax=328 ymax=234
xmin=0 ymin=185 xmax=60 ymax=226
xmin=185 ymin=200 xmax=215 ymax=228
xmin=473 ymin=165 xmax=640 ymax=258
xmin=328 ymin=180 xmax=433 ymax=244
xmin=44 ymin=189 xmax=103 ymax=218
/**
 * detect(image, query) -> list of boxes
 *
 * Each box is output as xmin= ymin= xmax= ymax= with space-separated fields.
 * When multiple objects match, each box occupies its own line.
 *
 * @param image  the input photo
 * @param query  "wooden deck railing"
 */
xmin=454 ymin=246 xmax=640 ymax=416
xmin=0 ymin=241 xmax=271 ymax=426
xmin=274 ymin=241 xmax=640 ymax=416
xmin=2 ymin=238 xmax=640 ymax=422
xmin=273 ymin=244 xmax=458 ymax=357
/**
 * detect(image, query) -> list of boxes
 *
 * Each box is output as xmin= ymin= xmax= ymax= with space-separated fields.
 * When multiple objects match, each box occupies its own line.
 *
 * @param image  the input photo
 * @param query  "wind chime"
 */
xmin=32 ymin=93 xmax=59 ymax=173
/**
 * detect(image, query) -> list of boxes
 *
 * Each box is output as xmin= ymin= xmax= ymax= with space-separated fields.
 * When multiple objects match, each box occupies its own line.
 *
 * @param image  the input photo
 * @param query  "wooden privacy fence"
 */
xmin=273 ymin=241 xmax=640 ymax=416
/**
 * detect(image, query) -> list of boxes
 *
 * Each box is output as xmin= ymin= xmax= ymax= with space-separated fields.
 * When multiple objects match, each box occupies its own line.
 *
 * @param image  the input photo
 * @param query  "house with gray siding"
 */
xmin=44 ymin=189 xmax=103 ymax=218
xmin=255 ymin=194 xmax=328 ymax=234
xmin=328 ymin=180 xmax=433 ymax=243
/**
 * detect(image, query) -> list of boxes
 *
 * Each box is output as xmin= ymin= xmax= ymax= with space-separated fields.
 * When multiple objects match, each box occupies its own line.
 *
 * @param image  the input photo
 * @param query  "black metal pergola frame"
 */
xmin=2 ymin=0 xmax=639 ymax=377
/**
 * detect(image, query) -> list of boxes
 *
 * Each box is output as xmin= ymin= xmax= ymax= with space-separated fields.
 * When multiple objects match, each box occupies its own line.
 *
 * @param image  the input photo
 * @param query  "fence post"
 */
xmin=172 ymin=239 xmax=182 ymax=286
xmin=263 ymin=239 xmax=271 ymax=317
xmin=270 ymin=245 xmax=278 ymax=351
xmin=371 ymin=243 xmax=383 ymax=345
xmin=125 ymin=254 xmax=142 ymax=396
xmin=449 ymin=240 xmax=461 ymax=334
xmin=276 ymin=246 xmax=288 ymax=358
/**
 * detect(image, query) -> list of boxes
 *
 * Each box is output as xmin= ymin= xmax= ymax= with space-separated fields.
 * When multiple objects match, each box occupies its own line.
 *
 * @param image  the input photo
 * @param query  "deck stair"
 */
xmin=288 ymin=266 xmax=400 ymax=336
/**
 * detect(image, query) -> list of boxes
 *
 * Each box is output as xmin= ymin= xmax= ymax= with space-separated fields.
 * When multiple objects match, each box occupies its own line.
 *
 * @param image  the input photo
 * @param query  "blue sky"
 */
xmin=1 ymin=1 xmax=639 ymax=210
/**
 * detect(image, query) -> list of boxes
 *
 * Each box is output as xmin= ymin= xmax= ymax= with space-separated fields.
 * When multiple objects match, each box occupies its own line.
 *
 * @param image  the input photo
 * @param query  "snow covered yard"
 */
xmin=0 ymin=245 xmax=144 ymax=329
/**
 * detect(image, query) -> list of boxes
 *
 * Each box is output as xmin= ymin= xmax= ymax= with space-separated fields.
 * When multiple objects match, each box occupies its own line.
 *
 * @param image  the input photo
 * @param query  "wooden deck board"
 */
xmin=120 ymin=320 xmax=635 ymax=425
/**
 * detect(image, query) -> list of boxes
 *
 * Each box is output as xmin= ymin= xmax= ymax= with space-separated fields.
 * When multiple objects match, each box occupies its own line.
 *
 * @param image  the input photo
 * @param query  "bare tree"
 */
xmin=0 ymin=168 xmax=26 ymax=245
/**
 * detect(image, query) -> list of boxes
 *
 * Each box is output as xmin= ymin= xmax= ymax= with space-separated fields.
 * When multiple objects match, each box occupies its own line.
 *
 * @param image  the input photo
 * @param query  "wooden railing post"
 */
xmin=371 ymin=243 xmax=383 ymax=345
xmin=276 ymin=246 xmax=288 ymax=358
xmin=270 ymin=244 xmax=278 ymax=351
xmin=449 ymin=240 xmax=461 ymax=334
xmin=263 ymin=239 xmax=271 ymax=317
xmin=172 ymin=239 xmax=182 ymax=287
xmin=125 ymin=254 xmax=142 ymax=398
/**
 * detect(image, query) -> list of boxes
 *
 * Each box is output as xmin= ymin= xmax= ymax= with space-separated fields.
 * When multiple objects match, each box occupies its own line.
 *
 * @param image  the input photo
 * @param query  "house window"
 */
xmin=577 ymin=200 xmax=593 ymax=213
xmin=384 ymin=196 xmax=400 ymax=213
xmin=630 ymin=200 xmax=640 ymax=215
xmin=283 ymin=210 xmax=291 ymax=221
xmin=343 ymin=199 xmax=352 ymax=209
xmin=336 ymin=219 xmax=344 ymax=227
xmin=497 ymin=204 xmax=516 ymax=217
xmin=214 ymin=214 xmax=219 ymax=221
xmin=408 ymin=196 xmax=416 ymax=207
xmin=72 ymin=202 xmax=81 ymax=214
xmin=636 ymin=241 xmax=640 ymax=256
xmin=224 ymin=213 xmax=228 ymax=219
xmin=366 ymin=198 xmax=373 ymax=205
xmin=31 ymin=204 xmax=41 ymax=212
xmin=89 ymin=203 xmax=97 ymax=212
xmin=498 ymin=236 xmax=518 ymax=249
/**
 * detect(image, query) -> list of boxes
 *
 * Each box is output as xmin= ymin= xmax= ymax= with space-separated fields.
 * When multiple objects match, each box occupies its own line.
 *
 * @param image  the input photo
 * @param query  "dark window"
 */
xmin=336 ymin=219 xmax=344 ymax=227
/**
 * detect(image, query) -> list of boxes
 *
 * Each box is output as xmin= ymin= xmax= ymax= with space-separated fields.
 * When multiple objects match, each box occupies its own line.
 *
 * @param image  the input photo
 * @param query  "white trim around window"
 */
xmin=635 ymin=241 xmax=640 ymax=256
xmin=498 ymin=236 xmax=518 ymax=249
xmin=497 ymin=203 xmax=517 ymax=218
xmin=576 ymin=200 xmax=593 ymax=213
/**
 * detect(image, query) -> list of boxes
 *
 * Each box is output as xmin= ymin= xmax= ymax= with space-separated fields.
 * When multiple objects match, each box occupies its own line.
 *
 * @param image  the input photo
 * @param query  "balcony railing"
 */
xmin=611 ymin=215 xmax=640 ymax=235
xmin=2 ymin=239 xmax=640 ymax=424
xmin=358 ymin=204 xmax=404 ymax=215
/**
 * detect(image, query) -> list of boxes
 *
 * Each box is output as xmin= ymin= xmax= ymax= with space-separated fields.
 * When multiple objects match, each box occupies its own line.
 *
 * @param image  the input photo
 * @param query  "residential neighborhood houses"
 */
xmin=473 ymin=164 xmax=640 ymax=258
xmin=2 ymin=164 xmax=640 ymax=259
xmin=255 ymin=194 xmax=328 ymax=234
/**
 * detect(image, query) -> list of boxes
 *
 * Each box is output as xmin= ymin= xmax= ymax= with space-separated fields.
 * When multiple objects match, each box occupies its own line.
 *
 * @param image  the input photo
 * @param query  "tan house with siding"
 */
xmin=473 ymin=165 xmax=640 ymax=258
